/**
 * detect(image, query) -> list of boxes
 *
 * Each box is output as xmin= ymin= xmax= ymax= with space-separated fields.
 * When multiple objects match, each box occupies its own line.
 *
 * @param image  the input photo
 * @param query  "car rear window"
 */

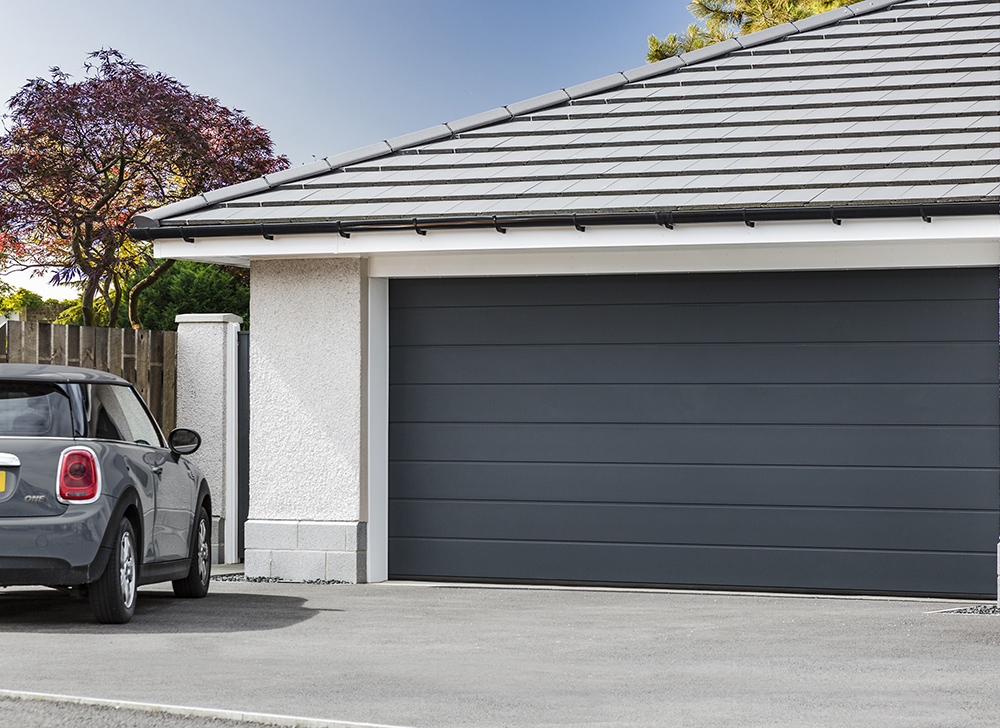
xmin=0 ymin=382 xmax=74 ymax=438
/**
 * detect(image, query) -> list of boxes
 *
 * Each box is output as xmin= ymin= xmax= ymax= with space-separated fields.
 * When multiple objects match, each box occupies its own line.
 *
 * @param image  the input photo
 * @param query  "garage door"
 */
xmin=388 ymin=268 xmax=999 ymax=597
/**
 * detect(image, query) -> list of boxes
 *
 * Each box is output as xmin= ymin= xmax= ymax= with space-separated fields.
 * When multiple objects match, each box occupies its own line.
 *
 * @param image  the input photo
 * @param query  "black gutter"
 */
xmin=129 ymin=201 xmax=998 ymax=241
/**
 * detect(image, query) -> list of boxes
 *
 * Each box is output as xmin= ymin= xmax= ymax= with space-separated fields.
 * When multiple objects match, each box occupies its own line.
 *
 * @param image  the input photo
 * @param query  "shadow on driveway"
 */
xmin=0 ymin=587 xmax=338 ymax=634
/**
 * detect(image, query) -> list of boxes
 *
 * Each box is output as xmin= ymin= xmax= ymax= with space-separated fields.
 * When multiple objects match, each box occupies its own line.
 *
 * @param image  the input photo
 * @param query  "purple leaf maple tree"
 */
xmin=0 ymin=49 xmax=289 ymax=327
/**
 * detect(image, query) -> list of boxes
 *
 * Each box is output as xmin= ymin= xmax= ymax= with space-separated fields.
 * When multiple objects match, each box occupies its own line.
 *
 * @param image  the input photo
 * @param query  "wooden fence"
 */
xmin=0 ymin=321 xmax=177 ymax=432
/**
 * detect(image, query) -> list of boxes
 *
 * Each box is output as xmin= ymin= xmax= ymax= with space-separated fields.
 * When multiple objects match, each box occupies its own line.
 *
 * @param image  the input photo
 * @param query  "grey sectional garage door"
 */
xmin=388 ymin=268 xmax=1000 ymax=597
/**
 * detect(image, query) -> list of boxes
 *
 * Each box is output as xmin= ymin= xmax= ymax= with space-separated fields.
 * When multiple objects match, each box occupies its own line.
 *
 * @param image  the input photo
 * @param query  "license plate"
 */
xmin=0 ymin=471 xmax=5 ymax=492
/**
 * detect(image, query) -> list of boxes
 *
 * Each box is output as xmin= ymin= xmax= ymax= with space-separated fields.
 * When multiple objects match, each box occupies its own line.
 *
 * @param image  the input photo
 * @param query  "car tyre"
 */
xmin=172 ymin=507 xmax=211 ymax=598
xmin=90 ymin=518 xmax=138 ymax=624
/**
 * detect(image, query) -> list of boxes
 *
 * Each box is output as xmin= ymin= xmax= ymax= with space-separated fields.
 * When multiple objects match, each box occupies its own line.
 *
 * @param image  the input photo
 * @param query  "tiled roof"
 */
xmin=138 ymin=0 xmax=999 ymax=231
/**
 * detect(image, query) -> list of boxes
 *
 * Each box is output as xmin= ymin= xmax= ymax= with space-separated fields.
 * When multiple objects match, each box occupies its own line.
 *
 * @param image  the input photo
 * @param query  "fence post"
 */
xmin=174 ymin=314 xmax=243 ymax=564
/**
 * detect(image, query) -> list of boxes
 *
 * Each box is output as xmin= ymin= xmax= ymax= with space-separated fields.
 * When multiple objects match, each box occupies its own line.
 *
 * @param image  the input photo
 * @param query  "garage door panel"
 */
xmin=388 ymin=538 xmax=995 ymax=596
xmin=391 ymin=422 xmax=997 ymax=468
xmin=390 ymin=300 xmax=992 ymax=346
xmin=391 ymin=383 xmax=998 ymax=426
xmin=390 ymin=268 xmax=990 ymax=309
xmin=389 ymin=269 xmax=1000 ymax=596
xmin=390 ymin=343 xmax=995 ymax=385
xmin=389 ymin=462 xmax=999 ymax=511
xmin=390 ymin=500 xmax=994 ymax=553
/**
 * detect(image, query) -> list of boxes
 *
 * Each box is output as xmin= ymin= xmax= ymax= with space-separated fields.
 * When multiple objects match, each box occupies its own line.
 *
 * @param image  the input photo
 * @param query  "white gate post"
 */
xmin=174 ymin=313 xmax=243 ymax=564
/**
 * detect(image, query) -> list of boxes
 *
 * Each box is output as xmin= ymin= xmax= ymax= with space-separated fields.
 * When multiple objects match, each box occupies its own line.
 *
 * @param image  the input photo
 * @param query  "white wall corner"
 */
xmin=247 ymin=258 xmax=365 ymax=524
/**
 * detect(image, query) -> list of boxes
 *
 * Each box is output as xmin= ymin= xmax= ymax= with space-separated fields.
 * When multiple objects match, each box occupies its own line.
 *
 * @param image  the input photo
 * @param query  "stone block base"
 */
xmin=244 ymin=520 xmax=367 ymax=583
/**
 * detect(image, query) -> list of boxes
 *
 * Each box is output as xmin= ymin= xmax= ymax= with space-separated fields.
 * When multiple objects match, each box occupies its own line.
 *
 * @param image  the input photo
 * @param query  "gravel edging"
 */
xmin=937 ymin=605 xmax=1000 ymax=615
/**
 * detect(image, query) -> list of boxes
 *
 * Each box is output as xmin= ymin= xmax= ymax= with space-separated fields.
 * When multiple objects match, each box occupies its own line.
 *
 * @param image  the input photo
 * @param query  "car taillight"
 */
xmin=58 ymin=449 xmax=100 ymax=502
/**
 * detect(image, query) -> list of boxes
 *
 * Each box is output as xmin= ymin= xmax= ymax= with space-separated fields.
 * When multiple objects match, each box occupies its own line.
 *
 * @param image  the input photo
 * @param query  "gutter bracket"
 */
xmin=743 ymin=211 xmax=755 ymax=228
xmin=182 ymin=235 xmax=195 ymax=243
xmin=920 ymin=207 xmax=932 ymax=223
xmin=413 ymin=219 xmax=427 ymax=236
xmin=656 ymin=211 xmax=674 ymax=230
xmin=831 ymin=208 xmax=842 ymax=226
xmin=493 ymin=215 xmax=507 ymax=234
xmin=337 ymin=222 xmax=350 ymax=239
xmin=573 ymin=215 xmax=586 ymax=233
xmin=260 ymin=225 xmax=274 ymax=241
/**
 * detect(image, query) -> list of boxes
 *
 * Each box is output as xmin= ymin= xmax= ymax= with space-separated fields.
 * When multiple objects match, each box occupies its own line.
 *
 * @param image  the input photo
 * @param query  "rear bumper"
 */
xmin=0 ymin=501 xmax=111 ymax=586
xmin=0 ymin=549 xmax=111 ymax=586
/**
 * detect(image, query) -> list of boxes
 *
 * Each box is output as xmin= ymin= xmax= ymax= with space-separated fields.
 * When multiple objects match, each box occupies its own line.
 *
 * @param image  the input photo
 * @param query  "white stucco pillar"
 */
xmin=244 ymin=257 xmax=369 ymax=583
xmin=175 ymin=313 xmax=242 ymax=564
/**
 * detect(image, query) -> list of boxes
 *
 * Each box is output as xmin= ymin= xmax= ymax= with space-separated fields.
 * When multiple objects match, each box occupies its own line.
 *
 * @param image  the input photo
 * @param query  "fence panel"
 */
xmin=0 ymin=321 xmax=177 ymax=432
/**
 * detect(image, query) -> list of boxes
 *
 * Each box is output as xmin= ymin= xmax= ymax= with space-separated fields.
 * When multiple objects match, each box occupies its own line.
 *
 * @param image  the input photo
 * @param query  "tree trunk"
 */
xmin=108 ymin=277 xmax=122 ymax=327
xmin=81 ymin=278 xmax=99 ymax=327
xmin=128 ymin=259 xmax=175 ymax=329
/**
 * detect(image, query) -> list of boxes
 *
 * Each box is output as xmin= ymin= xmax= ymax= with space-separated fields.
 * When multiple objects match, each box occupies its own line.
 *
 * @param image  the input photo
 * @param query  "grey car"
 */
xmin=0 ymin=364 xmax=212 ymax=623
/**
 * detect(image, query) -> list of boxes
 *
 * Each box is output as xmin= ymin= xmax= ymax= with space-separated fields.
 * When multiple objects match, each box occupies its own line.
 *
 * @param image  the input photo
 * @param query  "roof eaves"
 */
xmin=136 ymin=0 xmax=911 ymax=229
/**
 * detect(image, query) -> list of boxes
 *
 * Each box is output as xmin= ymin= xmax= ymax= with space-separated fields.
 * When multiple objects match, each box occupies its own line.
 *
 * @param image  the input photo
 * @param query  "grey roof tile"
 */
xmin=565 ymin=73 xmax=628 ymax=100
xmin=201 ymin=178 xmax=270 ymax=206
xmin=170 ymin=206 xmax=244 ymax=224
xmin=763 ymin=188 xmax=825 ymax=205
xmin=621 ymin=56 xmax=685 ymax=83
xmin=505 ymin=90 xmax=571 ymax=117
xmin=447 ymin=108 xmax=512 ymax=134
xmin=323 ymin=142 xmax=393 ymax=171
xmin=135 ymin=194 xmax=209 ymax=225
xmin=792 ymin=4 xmax=855 ymax=32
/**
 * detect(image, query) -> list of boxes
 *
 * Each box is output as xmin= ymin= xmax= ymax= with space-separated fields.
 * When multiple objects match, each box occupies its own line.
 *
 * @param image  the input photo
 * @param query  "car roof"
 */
xmin=0 ymin=363 xmax=131 ymax=385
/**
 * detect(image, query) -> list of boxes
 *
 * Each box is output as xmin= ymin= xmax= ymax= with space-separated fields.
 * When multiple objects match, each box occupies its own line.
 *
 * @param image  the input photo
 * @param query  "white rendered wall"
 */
xmin=174 ymin=313 xmax=242 ymax=563
xmin=245 ymin=257 xmax=368 ymax=582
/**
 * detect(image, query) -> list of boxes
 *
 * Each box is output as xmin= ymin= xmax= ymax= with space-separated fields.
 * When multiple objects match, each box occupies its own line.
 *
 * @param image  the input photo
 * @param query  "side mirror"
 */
xmin=168 ymin=428 xmax=201 ymax=456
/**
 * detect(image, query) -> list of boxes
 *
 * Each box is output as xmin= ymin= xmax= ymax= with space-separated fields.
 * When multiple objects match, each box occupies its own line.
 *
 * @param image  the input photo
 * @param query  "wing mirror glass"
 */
xmin=168 ymin=428 xmax=201 ymax=456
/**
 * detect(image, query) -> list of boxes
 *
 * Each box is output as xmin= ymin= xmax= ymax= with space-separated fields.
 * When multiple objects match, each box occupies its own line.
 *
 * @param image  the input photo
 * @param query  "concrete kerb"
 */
xmin=0 ymin=690 xmax=423 ymax=728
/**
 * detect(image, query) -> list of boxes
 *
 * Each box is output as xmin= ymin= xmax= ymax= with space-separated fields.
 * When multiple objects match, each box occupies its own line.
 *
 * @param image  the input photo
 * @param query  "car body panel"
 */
xmin=0 ymin=439 xmax=71 ymax=518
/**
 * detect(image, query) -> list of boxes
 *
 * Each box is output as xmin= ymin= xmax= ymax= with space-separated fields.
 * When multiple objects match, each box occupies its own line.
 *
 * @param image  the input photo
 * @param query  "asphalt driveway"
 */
xmin=1 ymin=580 xmax=998 ymax=727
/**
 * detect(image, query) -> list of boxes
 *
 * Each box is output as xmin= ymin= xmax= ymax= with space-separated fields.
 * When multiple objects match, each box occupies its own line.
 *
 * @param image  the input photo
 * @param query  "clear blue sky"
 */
xmin=1 ymin=0 xmax=695 ymax=296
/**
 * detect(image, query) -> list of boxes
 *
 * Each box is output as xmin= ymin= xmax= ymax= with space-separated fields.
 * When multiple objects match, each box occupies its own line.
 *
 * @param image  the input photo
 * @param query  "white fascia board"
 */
xmin=369 ymin=237 xmax=999 ymax=278
xmin=154 ymin=215 xmax=1000 ymax=277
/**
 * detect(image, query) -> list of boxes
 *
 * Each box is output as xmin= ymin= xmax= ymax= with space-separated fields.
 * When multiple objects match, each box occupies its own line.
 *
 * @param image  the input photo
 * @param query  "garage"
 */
xmin=136 ymin=0 xmax=1000 ymax=590
xmin=388 ymin=267 xmax=999 ymax=597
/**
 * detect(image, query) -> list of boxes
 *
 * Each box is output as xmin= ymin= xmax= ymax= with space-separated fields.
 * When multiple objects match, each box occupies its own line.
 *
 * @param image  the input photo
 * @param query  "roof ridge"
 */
xmin=133 ymin=0 xmax=911 ymax=228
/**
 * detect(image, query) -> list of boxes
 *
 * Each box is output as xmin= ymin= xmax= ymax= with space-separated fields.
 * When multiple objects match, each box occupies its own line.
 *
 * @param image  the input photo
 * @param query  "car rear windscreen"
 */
xmin=0 ymin=382 xmax=74 ymax=438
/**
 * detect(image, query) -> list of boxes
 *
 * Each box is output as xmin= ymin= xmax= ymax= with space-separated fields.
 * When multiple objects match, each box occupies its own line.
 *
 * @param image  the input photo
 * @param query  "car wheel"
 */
xmin=90 ymin=518 xmax=138 ymax=624
xmin=172 ymin=507 xmax=211 ymax=598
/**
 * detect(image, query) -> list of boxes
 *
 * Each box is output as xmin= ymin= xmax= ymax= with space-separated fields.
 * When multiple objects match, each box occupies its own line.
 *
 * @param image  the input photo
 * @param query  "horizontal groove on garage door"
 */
xmin=389 ymin=344 xmax=996 ymax=384
xmin=389 ymin=268 xmax=992 ymax=307
xmin=390 ymin=301 xmax=990 ymax=345
xmin=390 ymin=384 xmax=997 ymax=425
xmin=389 ymin=462 xmax=997 ymax=510
xmin=388 ymin=268 xmax=1000 ymax=596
